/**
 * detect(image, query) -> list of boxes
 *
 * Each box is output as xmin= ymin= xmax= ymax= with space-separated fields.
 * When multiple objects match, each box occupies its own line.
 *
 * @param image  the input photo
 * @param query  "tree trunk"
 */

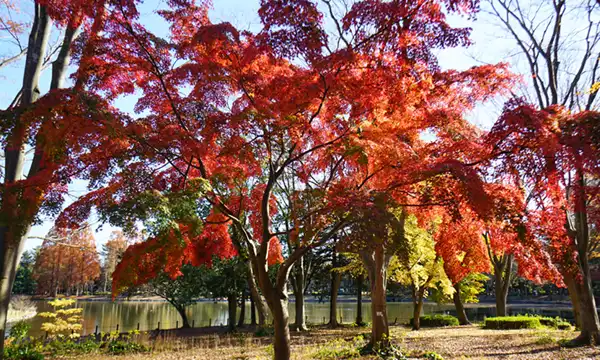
xmin=356 ymin=274 xmax=364 ymax=326
xmin=176 ymin=306 xmax=190 ymax=328
xmin=292 ymin=256 xmax=307 ymax=331
xmin=0 ymin=239 xmax=27 ymax=358
xmin=493 ymin=255 xmax=513 ymax=317
xmin=238 ymin=288 xmax=246 ymax=328
xmin=293 ymin=286 xmax=307 ymax=331
xmin=329 ymin=245 xmax=341 ymax=327
xmin=563 ymin=272 xmax=582 ymax=329
xmin=573 ymin=273 xmax=600 ymax=344
xmin=271 ymin=296 xmax=291 ymax=360
xmin=247 ymin=266 xmax=268 ymax=327
xmin=329 ymin=271 xmax=341 ymax=327
xmin=227 ymin=293 xmax=237 ymax=331
xmin=250 ymin=292 xmax=257 ymax=326
xmin=495 ymin=275 xmax=508 ymax=317
xmin=253 ymin=248 xmax=291 ymax=360
xmin=0 ymin=5 xmax=75 ymax=358
xmin=570 ymin=171 xmax=600 ymax=345
xmin=412 ymin=298 xmax=424 ymax=330
xmin=0 ymin=7 xmax=52 ymax=353
xmin=365 ymin=246 xmax=390 ymax=345
xmin=453 ymin=283 xmax=470 ymax=325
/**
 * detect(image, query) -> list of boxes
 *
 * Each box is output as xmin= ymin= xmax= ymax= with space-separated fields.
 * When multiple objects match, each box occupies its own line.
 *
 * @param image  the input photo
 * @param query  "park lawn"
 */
xmin=67 ymin=325 xmax=600 ymax=360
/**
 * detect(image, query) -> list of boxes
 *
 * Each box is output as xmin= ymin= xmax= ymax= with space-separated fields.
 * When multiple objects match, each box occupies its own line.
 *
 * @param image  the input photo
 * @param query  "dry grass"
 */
xmin=60 ymin=324 xmax=600 ymax=360
xmin=395 ymin=326 xmax=600 ymax=359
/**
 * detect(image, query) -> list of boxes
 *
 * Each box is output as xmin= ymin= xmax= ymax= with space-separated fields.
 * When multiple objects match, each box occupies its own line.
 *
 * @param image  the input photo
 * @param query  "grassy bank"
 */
xmin=58 ymin=324 xmax=599 ymax=360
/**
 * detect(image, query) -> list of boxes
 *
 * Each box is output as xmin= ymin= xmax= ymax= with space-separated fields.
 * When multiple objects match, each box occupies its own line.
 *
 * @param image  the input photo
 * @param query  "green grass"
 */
xmin=534 ymin=333 xmax=556 ymax=345
xmin=311 ymin=336 xmax=366 ymax=359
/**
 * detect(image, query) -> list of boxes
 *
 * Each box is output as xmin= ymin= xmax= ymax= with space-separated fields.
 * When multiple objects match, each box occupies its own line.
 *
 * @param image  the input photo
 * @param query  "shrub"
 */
xmin=556 ymin=322 xmax=573 ymax=330
xmin=423 ymin=351 xmax=444 ymax=360
xmin=410 ymin=315 xmax=459 ymax=328
xmin=38 ymin=298 xmax=82 ymax=338
xmin=366 ymin=343 xmax=407 ymax=360
xmin=9 ymin=320 xmax=31 ymax=340
xmin=254 ymin=327 xmax=274 ymax=337
xmin=483 ymin=316 xmax=542 ymax=329
xmin=106 ymin=340 xmax=149 ymax=355
xmin=538 ymin=317 xmax=572 ymax=330
xmin=3 ymin=342 xmax=44 ymax=360
xmin=47 ymin=338 xmax=101 ymax=355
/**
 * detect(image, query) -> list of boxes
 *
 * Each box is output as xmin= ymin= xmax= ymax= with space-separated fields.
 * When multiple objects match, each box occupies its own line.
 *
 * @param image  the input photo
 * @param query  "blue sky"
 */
xmin=1 ymin=0 xmax=516 ymax=253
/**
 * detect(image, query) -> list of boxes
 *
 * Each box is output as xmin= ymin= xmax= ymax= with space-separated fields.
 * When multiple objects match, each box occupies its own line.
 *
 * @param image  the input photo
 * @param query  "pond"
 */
xmin=22 ymin=299 xmax=576 ymax=337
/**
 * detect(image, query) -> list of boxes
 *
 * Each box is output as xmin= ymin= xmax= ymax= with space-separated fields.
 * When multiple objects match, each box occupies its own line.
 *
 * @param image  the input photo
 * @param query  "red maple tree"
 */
xmin=488 ymin=99 xmax=600 ymax=344
xmin=49 ymin=0 xmax=516 ymax=357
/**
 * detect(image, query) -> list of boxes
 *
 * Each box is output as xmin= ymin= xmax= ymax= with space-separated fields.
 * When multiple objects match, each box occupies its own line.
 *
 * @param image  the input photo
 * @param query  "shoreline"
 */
xmin=30 ymin=295 xmax=574 ymax=308
xmin=7 ymin=310 xmax=37 ymax=324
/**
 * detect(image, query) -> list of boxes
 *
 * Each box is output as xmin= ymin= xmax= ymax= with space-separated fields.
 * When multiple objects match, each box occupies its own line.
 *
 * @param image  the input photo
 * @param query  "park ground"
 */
xmin=71 ymin=325 xmax=600 ymax=360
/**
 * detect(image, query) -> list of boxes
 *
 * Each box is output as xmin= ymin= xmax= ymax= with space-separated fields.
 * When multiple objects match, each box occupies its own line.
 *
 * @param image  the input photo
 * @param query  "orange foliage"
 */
xmin=33 ymin=225 xmax=100 ymax=295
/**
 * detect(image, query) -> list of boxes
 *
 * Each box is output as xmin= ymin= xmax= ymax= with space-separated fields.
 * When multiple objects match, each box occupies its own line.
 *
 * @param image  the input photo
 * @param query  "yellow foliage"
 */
xmin=587 ymin=82 xmax=600 ymax=94
xmin=39 ymin=297 xmax=83 ymax=338
xmin=389 ymin=214 xmax=453 ymax=298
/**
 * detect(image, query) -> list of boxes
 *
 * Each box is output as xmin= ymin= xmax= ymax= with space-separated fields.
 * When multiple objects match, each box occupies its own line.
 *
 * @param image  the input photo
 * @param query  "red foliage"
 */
xmin=111 ymin=217 xmax=237 ymax=297
xmin=435 ymin=209 xmax=489 ymax=284
xmin=488 ymin=100 xmax=600 ymax=281
xmin=36 ymin=0 xmax=518 ymax=300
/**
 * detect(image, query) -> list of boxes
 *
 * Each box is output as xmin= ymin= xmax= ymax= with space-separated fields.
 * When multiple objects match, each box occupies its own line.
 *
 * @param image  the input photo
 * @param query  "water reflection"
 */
xmin=22 ymin=300 xmax=576 ymax=337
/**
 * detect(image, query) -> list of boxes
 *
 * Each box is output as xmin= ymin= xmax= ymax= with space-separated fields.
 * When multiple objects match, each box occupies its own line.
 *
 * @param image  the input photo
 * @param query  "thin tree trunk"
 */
xmin=238 ymin=288 xmax=246 ymax=328
xmin=176 ymin=306 xmax=190 ymax=328
xmin=412 ymin=293 xmax=424 ymax=330
xmin=247 ymin=265 xmax=268 ymax=327
xmin=356 ymin=274 xmax=364 ymax=326
xmin=453 ymin=282 xmax=470 ymax=325
xmin=292 ymin=256 xmax=307 ymax=331
xmin=329 ymin=271 xmax=341 ymax=327
xmin=293 ymin=289 xmax=307 ymax=331
xmin=250 ymin=291 xmax=257 ymax=326
xmin=227 ymin=293 xmax=237 ymax=331
xmin=329 ymin=245 xmax=341 ymax=327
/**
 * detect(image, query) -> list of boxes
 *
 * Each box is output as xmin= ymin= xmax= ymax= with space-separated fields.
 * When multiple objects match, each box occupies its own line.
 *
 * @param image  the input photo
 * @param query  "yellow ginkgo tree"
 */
xmin=389 ymin=215 xmax=452 ymax=330
xmin=38 ymin=298 xmax=83 ymax=339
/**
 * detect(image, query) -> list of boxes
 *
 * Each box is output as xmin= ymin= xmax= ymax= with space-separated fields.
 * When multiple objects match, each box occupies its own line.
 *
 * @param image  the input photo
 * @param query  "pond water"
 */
xmin=22 ymin=299 xmax=576 ymax=337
